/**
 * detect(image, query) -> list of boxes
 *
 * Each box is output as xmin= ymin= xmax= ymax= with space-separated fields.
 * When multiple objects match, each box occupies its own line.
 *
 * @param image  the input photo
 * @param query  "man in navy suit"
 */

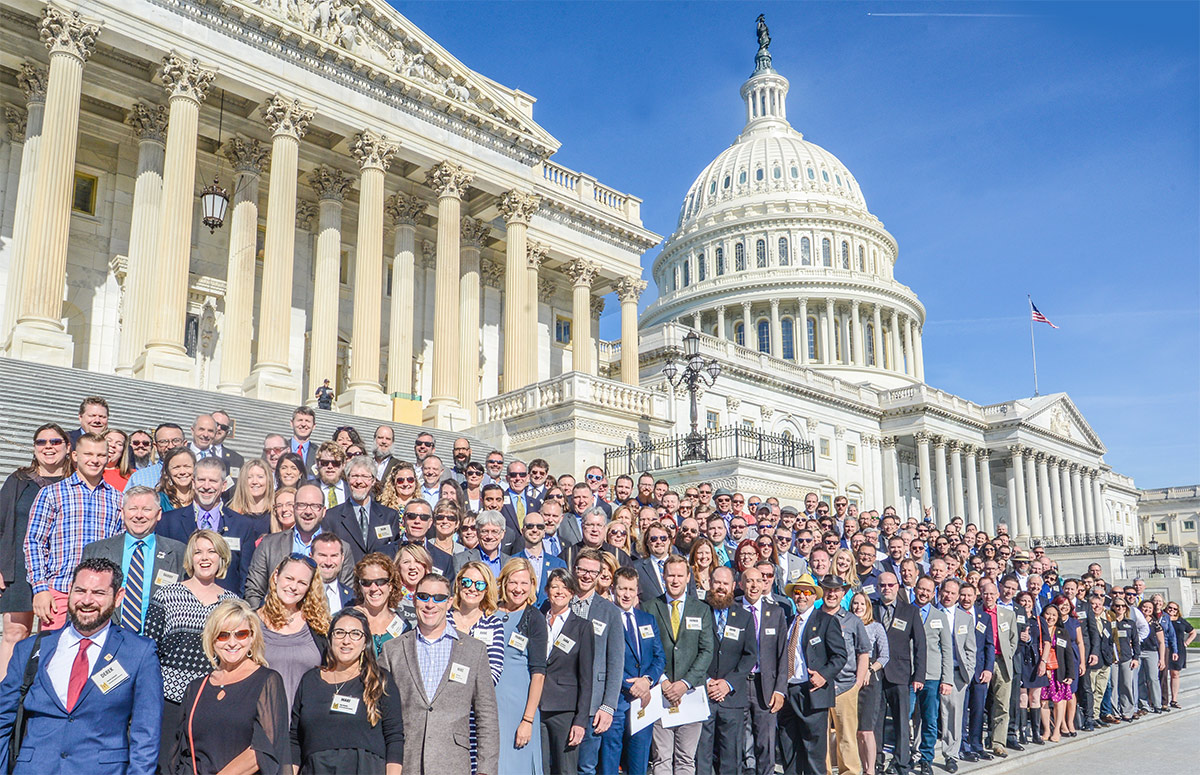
xmin=740 ymin=564 xmax=789 ymax=775
xmin=159 ymin=457 xmax=260 ymax=594
xmin=512 ymin=513 xmax=565 ymax=605
xmin=0 ymin=558 xmax=162 ymax=774
xmin=696 ymin=567 xmax=758 ymax=775
xmin=313 ymin=533 xmax=356 ymax=614
xmin=499 ymin=462 xmax=542 ymax=545
xmin=602 ymin=567 xmax=665 ymax=775
xmin=959 ymin=583 xmax=995 ymax=764
xmin=324 ymin=457 xmax=401 ymax=562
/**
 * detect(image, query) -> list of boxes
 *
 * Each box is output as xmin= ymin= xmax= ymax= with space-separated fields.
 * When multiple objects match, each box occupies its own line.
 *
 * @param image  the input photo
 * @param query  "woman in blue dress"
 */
xmin=495 ymin=558 xmax=548 ymax=774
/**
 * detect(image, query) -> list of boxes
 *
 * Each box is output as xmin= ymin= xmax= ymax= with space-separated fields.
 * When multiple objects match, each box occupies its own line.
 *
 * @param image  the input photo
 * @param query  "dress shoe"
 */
xmin=1006 ymin=741 xmax=1025 ymax=752
xmin=944 ymin=757 xmax=959 ymax=773
xmin=991 ymin=745 xmax=1009 ymax=758
xmin=978 ymin=749 xmax=994 ymax=761
xmin=960 ymin=751 xmax=979 ymax=763
xmin=920 ymin=761 xmax=934 ymax=775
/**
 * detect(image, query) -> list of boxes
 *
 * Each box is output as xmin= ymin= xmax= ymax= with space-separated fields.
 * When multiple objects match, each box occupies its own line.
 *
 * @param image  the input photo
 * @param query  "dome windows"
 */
xmin=778 ymin=237 xmax=790 ymax=266
xmin=716 ymin=246 xmax=725 ymax=275
xmin=709 ymin=181 xmax=717 ymax=195
xmin=807 ymin=167 xmax=815 ymax=180
xmin=865 ymin=324 xmax=876 ymax=366
xmin=735 ymin=242 xmax=746 ymax=271
xmin=723 ymin=175 xmax=731 ymax=190
xmin=857 ymin=245 xmax=865 ymax=272
xmin=781 ymin=318 xmax=795 ymax=360
xmin=755 ymin=239 xmax=767 ymax=268
xmin=821 ymin=238 xmax=832 ymax=267
xmin=821 ymin=170 xmax=830 ymax=182
xmin=697 ymin=252 xmax=706 ymax=281
xmin=734 ymin=321 xmax=745 ymax=347
xmin=756 ymin=168 xmax=764 ymax=182
xmin=800 ymin=237 xmax=811 ymax=265
xmin=835 ymin=173 xmax=843 ymax=186
xmin=841 ymin=241 xmax=850 ymax=269
xmin=773 ymin=166 xmax=782 ymax=180
xmin=807 ymin=316 xmax=819 ymax=360
xmin=739 ymin=170 xmax=747 ymax=185
xmin=791 ymin=165 xmax=799 ymax=179
xmin=681 ymin=260 xmax=690 ymax=287
xmin=756 ymin=320 xmax=770 ymax=354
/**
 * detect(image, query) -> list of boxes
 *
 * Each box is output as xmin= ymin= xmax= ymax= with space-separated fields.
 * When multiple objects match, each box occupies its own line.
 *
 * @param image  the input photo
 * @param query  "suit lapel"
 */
xmin=428 ymin=636 xmax=462 ymax=705
xmin=69 ymin=625 xmax=124 ymax=710
xmin=35 ymin=631 xmax=68 ymax=713
xmin=402 ymin=634 xmax=430 ymax=705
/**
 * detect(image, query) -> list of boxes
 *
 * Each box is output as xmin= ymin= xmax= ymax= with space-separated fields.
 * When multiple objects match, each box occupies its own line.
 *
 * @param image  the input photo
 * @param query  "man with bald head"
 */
xmin=188 ymin=414 xmax=218 ymax=460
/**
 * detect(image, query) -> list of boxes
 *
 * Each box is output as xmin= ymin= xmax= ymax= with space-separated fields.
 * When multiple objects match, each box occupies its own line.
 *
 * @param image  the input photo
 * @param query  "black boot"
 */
xmin=1029 ymin=713 xmax=1044 ymax=745
xmin=1017 ymin=708 xmax=1029 ymax=744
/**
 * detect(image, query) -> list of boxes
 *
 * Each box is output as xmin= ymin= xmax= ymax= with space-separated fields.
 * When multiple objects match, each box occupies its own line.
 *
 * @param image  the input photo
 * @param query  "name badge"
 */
xmin=374 ymin=525 xmax=393 ymax=540
xmin=449 ymin=663 xmax=470 ymax=683
xmin=1016 ymin=615 xmax=1026 ymax=624
xmin=592 ymin=620 xmax=607 ymax=637
xmin=474 ymin=629 xmax=493 ymax=645
xmin=765 ymin=627 xmax=776 ymax=636
xmin=509 ymin=632 xmax=529 ymax=652
xmin=931 ymin=618 xmax=943 ymax=629
xmin=976 ymin=621 xmax=987 ymax=633
xmin=1117 ymin=629 xmax=1127 ymax=638
xmin=957 ymin=625 xmax=968 ymax=635
xmin=1056 ymin=637 xmax=1066 ymax=648
xmin=554 ymin=635 xmax=577 ymax=654
xmin=92 ymin=660 xmax=129 ymax=694
xmin=639 ymin=624 xmax=655 ymax=639
xmin=862 ymin=584 xmax=876 ymax=595
xmin=685 ymin=616 xmax=702 ymax=631
xmin=810 ymin=635 xmax=822 ymax=645
xmin=892 ymin=619 xmax=908 ymax=631
xmin=331 ymin=694 xmax=360 ymax=714
xmin=1000 ymin=622 xmax=1011 ymax=632
xmin=431 ymin=566 xmax=444 ymax=575
xmin=225 ymin=536 xmax=241 ymax=552
xmin=724 ymin=625 xmax=741 ymax=640
xmin=697 ymin=589 xmax=707 ymax=600
xmin=386 ymin=617 xmax=405 ymax=637
xmin=154 ymin=570 xmax=179 ymax=586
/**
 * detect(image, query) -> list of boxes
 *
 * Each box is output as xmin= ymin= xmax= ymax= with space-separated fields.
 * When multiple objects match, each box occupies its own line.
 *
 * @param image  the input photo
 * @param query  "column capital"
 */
xmin=915 ymin=431 xmax=932 ymax=444
xmin=262 ymin=94 xmax=314 ymax=139
xmin=309 ymin=165 xmax=353 ymax=202
xmin=1007 ymin=444 xmax=1023 ymax=458
xmin=978 ymin=448 xmax=991 ymax=460
xmin=742 ymin=300 xmax=752 ymax=312
xmin=385 ymin=192 xmax=425 ymax=225
xmin=933 ymin=435 xmax=947 ymax=450
xmin=962 ymin=443 xmax=977 ymax=457
xmin=716 ymin=304 xmax=727 ymax=314
xmin=825 ymin=296 xmax=836 ymax=306
xmin=159 ymin=54 xmax=216 ymax=103
xmin=948 ymin=440 xmax=963 ymax=453
xmin=351 ymin=129 xmax=397 ymax=171
xmin=481 ymin=259 xmax=504 ymax=289
xmin=881 ymin=435 xmax=897 ymax=450
xmin=425 ymin=160 xmax=473 ymax=198
xmin=498 ymin=189 xmax=541 ymax=224
xmin=565 ymin=258 xmax=598 ymax=287
xmin=40 ymin=6 xmax=101 ymax=63
xmin=538 ymin=277 xmax=557 ymax=303
xmin=526 ymin=241 xmax=547 ymax=270
xmin=17 ymin=62 xmax=48 ymax=105
xmin=591 ymin=296 xmax=606 ymax=319
xmin=1034 ymin=451 xmax=1048 ymax=463
xmin=851 ymin=298 xmax=861 ymax=310
xmin=4 ymin=106 xmax=27 ymax=143
xmin=460 ymin=216 xmax=490 ymax=248
xmin=295 ymin=200 xmax=317 ymax=230
xmin=222 ymin=136 xmax=269 ymax=175
xmin=769 ymin=297 xmax=780 ymax=310
xmin=125 ymin=102 xmax=169 ymax=144
xmin=615 ymin=276 xmax=647 ymax=303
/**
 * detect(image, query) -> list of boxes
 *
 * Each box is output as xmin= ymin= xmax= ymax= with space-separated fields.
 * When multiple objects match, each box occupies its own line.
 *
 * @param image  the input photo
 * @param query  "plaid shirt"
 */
xmin=25 ymin=473 xmax=124 ymax=594
xmin=415 ymin=622 xmax=459 ymax=700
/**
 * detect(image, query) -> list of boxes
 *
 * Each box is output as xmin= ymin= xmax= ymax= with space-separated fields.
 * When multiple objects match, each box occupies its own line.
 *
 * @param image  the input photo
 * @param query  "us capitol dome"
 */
xmin=640 ymin=24 xmax=926 ymax=390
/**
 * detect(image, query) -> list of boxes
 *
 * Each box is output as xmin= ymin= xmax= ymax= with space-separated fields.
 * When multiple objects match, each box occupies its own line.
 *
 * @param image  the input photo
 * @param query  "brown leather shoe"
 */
xmin=991 ymin=745 xmax=1008 ymax=758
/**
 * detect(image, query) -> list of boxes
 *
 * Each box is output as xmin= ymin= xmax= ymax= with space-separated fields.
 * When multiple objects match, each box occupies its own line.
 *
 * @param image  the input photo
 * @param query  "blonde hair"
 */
xmin=270 ymin=485 xmax=297 ymax=533
xmin=832 ymin=548 xmax=860 ymax=587
xmin=203 ymin=599 xmax=268 ymax=668
xmin=260 ymin=556 xmax=330 ymax=635
xmin=852 ymin=592 xmax=876 ymax=625
xmin=183 ymin=530 xmax=230 ymax=579
xmin=393 ymin=544 xmax=432 ymax=592
xmin=497 ymin=557 xmax=537 ymax=609
xmin=229 ymin=458 xmax=276 ymax=515
xmin=454 ymin=560 xmax=498 ymax=616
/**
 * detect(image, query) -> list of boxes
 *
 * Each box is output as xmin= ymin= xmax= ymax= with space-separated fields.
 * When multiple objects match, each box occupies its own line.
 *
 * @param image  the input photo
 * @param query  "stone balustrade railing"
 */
xmin=477 ymin=370 xmax=665 ymax=424
xmin=538 ymin=160 xmax=643 ymax=225
xmin=879 ymin=383 xmax=988 ymax=422
xmin=598 ymin=340 xmax=621 ymax=361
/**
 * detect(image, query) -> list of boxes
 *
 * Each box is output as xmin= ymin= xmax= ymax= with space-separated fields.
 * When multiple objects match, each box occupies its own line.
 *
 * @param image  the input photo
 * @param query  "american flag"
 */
xmin=1029 ymin=300 xmax=1059 ymax=329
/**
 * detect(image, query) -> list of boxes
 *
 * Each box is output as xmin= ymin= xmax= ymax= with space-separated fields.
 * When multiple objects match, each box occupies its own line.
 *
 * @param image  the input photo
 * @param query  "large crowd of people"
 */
xmin=0 ymin=395 xmax=1193 ymax=775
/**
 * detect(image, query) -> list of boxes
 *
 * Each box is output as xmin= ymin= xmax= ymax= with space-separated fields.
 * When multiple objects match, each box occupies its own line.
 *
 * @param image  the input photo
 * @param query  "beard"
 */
xmin=69 ymin=597 xmax=117 ymax=634
xmin=708 ymin=588 xmax=734 ymax=610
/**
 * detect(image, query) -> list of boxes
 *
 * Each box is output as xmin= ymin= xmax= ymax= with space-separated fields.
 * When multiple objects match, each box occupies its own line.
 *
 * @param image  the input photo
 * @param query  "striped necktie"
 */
xmin=121 ymin=540 xmax=146 ymax=631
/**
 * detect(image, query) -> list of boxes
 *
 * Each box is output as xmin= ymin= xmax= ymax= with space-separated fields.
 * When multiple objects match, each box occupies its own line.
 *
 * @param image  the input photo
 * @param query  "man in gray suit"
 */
xmin=542 ymin=496 xmax=581 ymax=555
xmin=740 ymin=563 xmax=788 ymax=775
xmin=243 ymin=483 xmax=353 ymax=607
xmin=570 ymin=547 xmax=624 ymax=775
xmin=980 ymin=579 xmax=1019 ymax=758
xmin=938 ymin=579 xmax=976 ymax=773
xmin=913 ymin=576 xmax=953 ymax=775
xmin=379 ymin=572 xmax=499 ymax=775
xmin=452 ymin=510 xmax=511 ymax=578
xmin=81 ymin=485 xmax=184 ymax=634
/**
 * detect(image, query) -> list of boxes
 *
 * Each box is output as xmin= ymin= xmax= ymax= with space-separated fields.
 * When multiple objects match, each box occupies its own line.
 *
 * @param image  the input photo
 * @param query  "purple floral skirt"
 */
xmin=1041 ymin=674 xmax=1073 ymax=703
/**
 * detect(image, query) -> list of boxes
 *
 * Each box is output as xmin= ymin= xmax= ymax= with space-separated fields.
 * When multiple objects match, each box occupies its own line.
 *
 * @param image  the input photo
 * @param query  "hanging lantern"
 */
xmin=200 ymin=176 xmax=229 ymax=233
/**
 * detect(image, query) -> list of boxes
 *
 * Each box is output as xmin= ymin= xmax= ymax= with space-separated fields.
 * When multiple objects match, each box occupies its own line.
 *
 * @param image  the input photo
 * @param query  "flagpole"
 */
xmin=1028 ymin=294 xmax=1039 ymax=396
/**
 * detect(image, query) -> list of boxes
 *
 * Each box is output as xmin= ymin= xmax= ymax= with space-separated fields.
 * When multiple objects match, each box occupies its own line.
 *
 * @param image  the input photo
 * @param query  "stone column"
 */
xmin=979 ymin=449 xmax=995 ymax=535
xmin=797 ymin=299 xmax=808 ymax=364
xmin=907 ymin=317 xmax=918 ymax=377
xmin=9 ymin=9 xmax=100 ymax=364
xmin=838 ymin=307 xmax=851 ymax=364
xmin=1092 ymin=475 xmax=1106 ymax=535
xmin=1008 ymin=446 xmax=1027 ymax=539
xmin=242 ymin=94 xmax=313 ymax=400
xmin=591 ymin=296 xmax=604 ymax=368
xmin=1082 ymin=469 xmax=1097 ymax=535
xmin=889 ymin=309 xmax=901 ymax=371
xmin=1025 ymin=450 xmax=1043 ymax=539
xmin=690 ymin=311 xmax=701 ymax=331
xmin=716 ymin=304 xmax=727 ymax=341
xmin=769 ymin=298 xmax=781 ymax=357
xmin=212 ymin=137 xmax=268 ymax=391
xmin=964 ymin=445 xmax=980 ymax=525
xmin=1057 ymin=463 xmax=1073 ymax=536
xmin=1048 ymin=457 xmax=1065 ymax=537
xmin=949 ymin=441 xmax=965 ymax=520
xmin=423 ymin=160 xmax=473 ymax=427
xmin=1 ymin=63 xmax=47 ymax=350
xmin=933 ymin=437 xmax=950 ymax=526
xmin=882 ymin=436 xmax=900 ymax=509
xmin=1069 ymin=464 xmax=1086 ymax=537
xmin=526 ymin=242 xmax=547 ymax=384
xmin=871 ymin=304 xmax=882 ymax=367
xmin=497 ymin=190 xmax=539 ymax=392
xmin=1036 ymin=453 xmax=1053 ymax=540
xmin=851 ymin=299 xmax=864 ymax=365
xmin=916 ymin=432 xmax=933 ymax=516
xmin=338 ymin=130 xmax=397 ymax=418
xmin=615 ymin=276 xmax=646 ymax=386
xmin=304 ymin=165 xmax=351 ymax=403
xmin=384 ymin=192 xmax=425 ymax=403
xmin=824 ymin=297 xmax=836 ymax=364
xmin=133 ymin=54 xmax=214 ymax=384
xmin=913 ymin=323 xmax=925 ymax=381
xmin=113 ymin=102 xmax=169 ymax=375
xmin=458 ymin=217 xmax=488 ymax=411
xmin=566 ymin=259 xmax=598 ymax=374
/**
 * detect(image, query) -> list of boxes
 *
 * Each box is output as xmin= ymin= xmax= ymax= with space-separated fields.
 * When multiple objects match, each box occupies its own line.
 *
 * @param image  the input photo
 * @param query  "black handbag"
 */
xmin=7 ymin=630 xmax=51 ymax=774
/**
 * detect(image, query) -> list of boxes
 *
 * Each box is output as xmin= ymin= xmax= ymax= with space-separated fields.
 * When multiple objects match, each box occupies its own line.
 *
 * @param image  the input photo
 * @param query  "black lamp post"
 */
xmin=1148 ymin=536 xmax=1162 ymax=576
xmin=663 ymin=330 xmax=720 ymax=461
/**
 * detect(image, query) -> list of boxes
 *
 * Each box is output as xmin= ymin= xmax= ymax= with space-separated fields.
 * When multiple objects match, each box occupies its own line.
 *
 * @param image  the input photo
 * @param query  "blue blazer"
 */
xmin=618 ymin=608 xmax=666 ymax=710
xmin=0 ymin=626 xmax=163 ymax=775
xmin=513 ymin=550 xmax=566 ymax=605
xmin=159 ymin=505 xmax=261 ymax=594
xmin=971 ymin=604 xmax=996 ymax=679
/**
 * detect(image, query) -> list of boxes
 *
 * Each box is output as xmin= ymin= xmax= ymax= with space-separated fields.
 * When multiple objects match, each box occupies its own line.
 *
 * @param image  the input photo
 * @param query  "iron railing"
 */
xmin=604 ymin=426 xmax=815 ymax=476
xmin=1031 ymin=534 xmax=1125 ymax=549
xmin=1125 ymin=543 xmax=1182 ymax=557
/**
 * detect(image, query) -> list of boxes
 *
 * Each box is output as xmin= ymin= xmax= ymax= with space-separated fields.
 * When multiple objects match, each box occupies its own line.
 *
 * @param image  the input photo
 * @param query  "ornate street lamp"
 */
xmin=663 ymin=329 xmax=720 ymax=461
xmin=199 ymin=89 xmax=230 ymax=233
xmin=1148 ymin=536 xmax=1162 ymax=576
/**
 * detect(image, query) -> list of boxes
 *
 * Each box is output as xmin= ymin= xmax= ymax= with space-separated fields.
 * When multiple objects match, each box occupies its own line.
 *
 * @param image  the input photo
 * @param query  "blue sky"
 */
xmin=395 ymin=1 xmax=1199 ymax=488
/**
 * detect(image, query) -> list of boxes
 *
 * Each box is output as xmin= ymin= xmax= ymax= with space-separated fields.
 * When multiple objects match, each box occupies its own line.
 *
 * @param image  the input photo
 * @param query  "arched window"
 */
xmin=709 ymin=181 xmax=717 ymax=195
xmin=790 ymin=165 xmax=799 ymax=179
xmin=821 ymin=170 xmax=830 ymax=182
xmin=807 ymin=167 xmax=815 ymax=180
xmin=735 ymin=243 xmax=746 ymax=271
xmin=821 ymin=238 xmax=832 ymax=267
xmin=723 ymin=175 xmax=731 ymax=189
xmin=757 ymin=320 xmax=770 ymax=354
xmin=835 ymin=174 xmax=842 ymax=186
xmin=738 ymin=170 xmax=747 ymax=185
xmin=865 ymin=323 xmax=876 ymax=366
xmin=755 ymin=239 xmax=767 ymax=268
xmin=716 ymin=246 xmax=725 ymax=275
xmin=681 ymin=260 xmax=690 ymax=287
xmin=697 ymin=252 xmax=706 ymax=281
xmin=773 ymin=166 xmax=782 ymax=180
xmin=807 ymin=316 xmax=819 ymax=360
xmin=800 ymin=237 xmax=811 ymax=265
xmin=841 ymin=241 xmax=850 ymax=269
xmin=778 ymin=237 xmax=790 ymax=266
xmin=882 ymin=327 xmax=891 ymax=369
xmin=835 ymin=325 xmax=842 ymax=361
xmin=734 ymin=322 xmax=745 ymax=347
xmin=781 ymin=317 xmax=795 ymax=360
xmin=857 ymin=245 xmax=865 ymax=271
xmin=755 ymin=168 xmax=764 ymax=182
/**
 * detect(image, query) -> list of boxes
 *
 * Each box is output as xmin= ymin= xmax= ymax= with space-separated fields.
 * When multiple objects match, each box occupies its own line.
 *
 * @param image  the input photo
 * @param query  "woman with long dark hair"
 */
xmin=289 ymin=607 xmax=404 ymax=774
xmin=1015 ymin=590 xmax=1046 ymax=745
xmin=157 ymin=446 xmax=196 ymax=511
xmin=275 ymin=451 xmax=308 ymax=490
xmin=1036 ymin=602 xmax=1076 ymax=741
xmin=1052 ymin=594 xmax=1085 ymax=736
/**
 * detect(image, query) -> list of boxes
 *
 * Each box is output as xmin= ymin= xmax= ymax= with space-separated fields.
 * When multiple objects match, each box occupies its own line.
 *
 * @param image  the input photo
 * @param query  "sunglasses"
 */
xmin=523 ymin=523 xmax=546 ymax=531
xmin=216 ymin=628 xmax=252 ymax=642
xmin=415 ymin=441 xmax=434 ymax=448
xmin=609 ymin=530 xmax=628 ymax=537
xmin=359 ymin=577 xmax=391 ymax=588
xmin=215 ymin=423 xmax=231 ymax=432
xmin=34 ymin=438 xmax=66 ymax=447
xmin=318 ymin=459 xmax=341 ymax=467
xmin=547 ymin=494 xmax=565 ymax=500
xmin=405 ymin=513 xmax=431 ymax=522
xmin=586 ymin=473 xmax=604 ymax=481
xmin=648 ymin=535 xmax=669 ymax=543
xmin=415 ymin=592 xmax=450 ymax=603
xmin=435 ymin=514 xmax=459 ymax=522
xmin=508 ymin=471 xmax=528 ymax=478
xmin=466 ymin=470 xmax=483 ymax=477
xmin=287 ymin=552 xmax=317 ymax=569
xmin=487 ymin=459 xmax=504 ymax=466
xmin=393 ymin=476 xmax=416 ymax=483
xmin=130 ymin=440 xmax=152 ymax=448
xmin=458 ymin=578 xmax=488 ymax=592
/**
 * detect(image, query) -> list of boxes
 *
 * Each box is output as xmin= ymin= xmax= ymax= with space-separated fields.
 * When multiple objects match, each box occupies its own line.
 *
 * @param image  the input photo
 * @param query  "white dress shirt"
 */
xmin=47 ymin=622 xmax=111 ymax=706
xmin=546 ymin=609 xmax=569 ymax=658
xmin=788 ymin=607 xmax=815 ymax=683
xmin=324 ymin=581 xmax=343 ymax=616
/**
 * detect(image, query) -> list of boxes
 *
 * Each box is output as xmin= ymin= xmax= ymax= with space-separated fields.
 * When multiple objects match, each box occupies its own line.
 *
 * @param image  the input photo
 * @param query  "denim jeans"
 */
xmin=912 ymin=683 xmax=941 ymax=764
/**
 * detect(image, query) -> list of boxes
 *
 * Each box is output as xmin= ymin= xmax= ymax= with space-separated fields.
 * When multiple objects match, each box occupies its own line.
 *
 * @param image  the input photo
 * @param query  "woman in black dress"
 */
xmin=176 ymin=599 xmax=290 ymax=774
xmin=290 ymin=608 xmax=404 ymax=774
xmin=538 ymin=568 xmax=593 ymax=775
xmin=0 ymin=422 xmax=71 ymax=677
xmin=1165 ymin=600 xmax=1196 ymax=708
xmin=1014 ymin=590 xmax=1047 ymax=745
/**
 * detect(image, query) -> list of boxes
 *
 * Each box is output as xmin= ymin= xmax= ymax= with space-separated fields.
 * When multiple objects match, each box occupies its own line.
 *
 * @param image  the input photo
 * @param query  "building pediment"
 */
xmin=1000 ymin=393 xmax=1106 ymax=454
xmin=217 ymin=0 xmax=559 ymax=158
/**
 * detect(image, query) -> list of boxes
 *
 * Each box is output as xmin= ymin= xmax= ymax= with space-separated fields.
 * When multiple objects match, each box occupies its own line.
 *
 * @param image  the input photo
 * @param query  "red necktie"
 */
xmin=66 ymin=637 xmax=93 ymax=712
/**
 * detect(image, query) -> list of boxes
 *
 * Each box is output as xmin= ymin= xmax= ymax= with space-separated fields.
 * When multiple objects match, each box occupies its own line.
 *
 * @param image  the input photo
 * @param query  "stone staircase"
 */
xmin=0 ymin=357 xmax=500 ymax=475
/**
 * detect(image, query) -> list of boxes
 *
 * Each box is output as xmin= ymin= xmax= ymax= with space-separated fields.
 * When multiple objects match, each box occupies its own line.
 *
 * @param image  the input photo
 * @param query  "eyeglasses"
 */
xmin=458 ymin=578 xmax=488 ymax=592
xmin=466 ymin=470 xmax=483 ymax=477
xmin=129 ymin=440 xmax=152 ymax=448
xmin=523 ymin=523 xmax=546 ymax=531
xmin=797 ymin=538 xmax=814 ymax=543
xmin=547 ymin=494 xmax=565 ymax=500
xmin=586 ymin=473 xmax=603 ymax=481
xmin=609 ymin=530 xmax=628 ymax=537
xmin=347 ymin=451 xmax=363 ymax=458
xmin=216 ymin=628 xmax=252 ymax=642
xmin=415 ymin=592 xmax=449 ymax=603
xmin=575 ymin=567 xmax=600 ymax=577
xmin=264 ymin=445 xmax=287 ymax=454
xmin=331 ymin=628 xmax=366 ymax=641
xmin=215 ymin=423 xmax=231 ymax=432
xmin=295 ymin=503 xmax=323 ymax=512
xmin=34 ymin=438 xmax=66 ymax=447
xmin=359 ymin=577 xmax=391 ymax=588
xmin=435 ymin=514 xmax=459 ymax=523
xmin=318 ymin=459 xmax=341 ymax=468
xmin=508 ymin=471 xmax=528 ymax=479
xmin=486 ymin=458 xmax=504 ymax=466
